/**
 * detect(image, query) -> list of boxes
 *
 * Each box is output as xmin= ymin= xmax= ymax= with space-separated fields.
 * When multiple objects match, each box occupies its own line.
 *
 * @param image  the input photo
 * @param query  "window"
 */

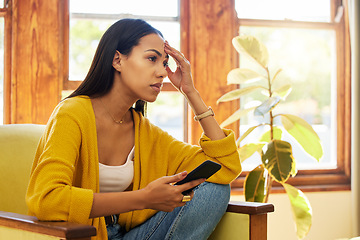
xmin=66 ymin=0 xmax=185 ymax=140
xmin=3 ymin=0 xmax=349 ymax=190
xmin=231 ymin=0 xmax=350 ymax=191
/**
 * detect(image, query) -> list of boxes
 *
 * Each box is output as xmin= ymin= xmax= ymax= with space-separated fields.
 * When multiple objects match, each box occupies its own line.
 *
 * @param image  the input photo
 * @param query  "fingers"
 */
xmin=163 ymin=171 xmax=187 ymax=184
xmin=164 ymin=41 xmax=190 ymax=69
xmin=163 ymin=172 xmax=206 ymax=196
xmin=144 ymin=173 xmax=204 ymax=212
xmin=165 ymin=65 xmax=174 ymax=77
xmin=176 ymin=178 xmax=206 ymax=194
xmin=166 ymin=170 xmax=205 ymax=194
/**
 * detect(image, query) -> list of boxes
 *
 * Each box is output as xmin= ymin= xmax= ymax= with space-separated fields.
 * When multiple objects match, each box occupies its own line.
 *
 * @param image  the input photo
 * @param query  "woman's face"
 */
xmin=117 ymin=33 xmax=169 ymax=103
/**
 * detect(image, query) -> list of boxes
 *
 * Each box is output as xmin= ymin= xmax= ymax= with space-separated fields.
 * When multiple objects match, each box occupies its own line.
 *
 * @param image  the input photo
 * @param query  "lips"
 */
xmin=150 ymin=83 xmax=163 ymax=92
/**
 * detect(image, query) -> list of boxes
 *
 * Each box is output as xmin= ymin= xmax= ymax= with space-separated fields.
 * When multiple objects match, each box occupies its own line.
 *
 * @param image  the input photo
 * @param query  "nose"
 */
xmin=156 ymin=64 xmax=168 ymax=79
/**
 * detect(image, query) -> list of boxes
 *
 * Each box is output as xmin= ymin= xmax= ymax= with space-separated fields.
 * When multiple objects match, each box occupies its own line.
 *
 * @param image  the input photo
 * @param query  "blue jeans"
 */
xmin=107 ymin=182 xmax=230 ymax=240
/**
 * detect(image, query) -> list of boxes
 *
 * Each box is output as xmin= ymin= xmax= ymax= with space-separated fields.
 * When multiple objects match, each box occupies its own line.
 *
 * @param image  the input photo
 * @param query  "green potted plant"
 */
xmin=217 ymin=35 xmax=324 ymax=239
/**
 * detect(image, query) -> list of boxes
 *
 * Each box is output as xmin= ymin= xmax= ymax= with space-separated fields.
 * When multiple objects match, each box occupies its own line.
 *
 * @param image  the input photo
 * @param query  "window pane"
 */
xmin=0 ymin=18 xmax=4 ymax=124
xmin=69 ymin=1 xmax=180 ymax=80
xmin=147 ymin=91 xmax=184 ymax=140
xmin=69 ymin=19 xmax=179 ymax=80
xmin=237 ymin=27 xmax=336 ymax=170
xmin=69 ymin=19 xmax=110 ymax=80
xmin=70 ymin=0 xmax=178 ymax=17
xmin=235 ymin=0 xmax=331 ymax=22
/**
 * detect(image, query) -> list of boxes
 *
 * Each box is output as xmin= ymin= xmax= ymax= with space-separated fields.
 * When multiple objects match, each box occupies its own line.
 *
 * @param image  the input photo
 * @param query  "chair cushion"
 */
xmin=209 ymin=212 xmax=250 ymax=240
xmin=0 ymin=124 xmax=45 ymax=214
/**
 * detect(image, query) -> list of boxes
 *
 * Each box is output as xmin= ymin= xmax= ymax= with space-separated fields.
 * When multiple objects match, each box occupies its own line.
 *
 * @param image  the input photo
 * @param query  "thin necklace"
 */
xmin=100 ymin=98 xmax=124 ymax=124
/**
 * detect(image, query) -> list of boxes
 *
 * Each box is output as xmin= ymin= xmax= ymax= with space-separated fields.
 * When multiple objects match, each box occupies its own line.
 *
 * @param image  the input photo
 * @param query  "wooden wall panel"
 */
xmin=183 ymin=0 xmax=239 ymax=144
xmin=9 ymin=0 xmax=64 ymax=123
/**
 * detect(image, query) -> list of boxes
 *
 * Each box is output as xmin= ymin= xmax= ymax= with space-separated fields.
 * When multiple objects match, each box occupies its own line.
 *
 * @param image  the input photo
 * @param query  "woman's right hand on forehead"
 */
xmin=164 ymin=41 xmax=196 ymax=96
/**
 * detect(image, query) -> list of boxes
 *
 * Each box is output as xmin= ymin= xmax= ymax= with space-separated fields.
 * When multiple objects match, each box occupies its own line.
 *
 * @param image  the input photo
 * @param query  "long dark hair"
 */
xmin=67 ymin=18 xmax=163 ymax=115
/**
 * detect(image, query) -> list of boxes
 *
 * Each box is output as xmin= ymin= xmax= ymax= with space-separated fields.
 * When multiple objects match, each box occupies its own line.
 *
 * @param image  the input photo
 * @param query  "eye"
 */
xmin=148 ymin=56 xmax=157 ymax=62
xmin=163 ymin=61 xmax=169 ymax=68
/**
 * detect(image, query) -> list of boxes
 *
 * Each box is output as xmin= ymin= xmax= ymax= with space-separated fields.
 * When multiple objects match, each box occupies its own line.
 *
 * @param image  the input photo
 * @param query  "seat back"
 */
xmin=0 ymin=124 xmax=45 ymax=214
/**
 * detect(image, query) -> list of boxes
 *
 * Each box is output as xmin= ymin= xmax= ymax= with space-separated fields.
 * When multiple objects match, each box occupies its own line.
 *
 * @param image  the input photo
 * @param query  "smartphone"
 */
xmin=174 ymin=160 xmax=221 ymax=195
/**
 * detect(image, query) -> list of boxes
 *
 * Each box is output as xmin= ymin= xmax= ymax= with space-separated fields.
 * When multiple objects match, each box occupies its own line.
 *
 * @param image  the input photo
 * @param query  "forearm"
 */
xmin=164 ymin=41 xmax=225 ymax=140
xmin=90 ymin=172 xmax=199 ymax=218
xmin=184 ymin=89 xmax=226 ymax=141
xmin=89 ymin=190 xmax=146 ymax=218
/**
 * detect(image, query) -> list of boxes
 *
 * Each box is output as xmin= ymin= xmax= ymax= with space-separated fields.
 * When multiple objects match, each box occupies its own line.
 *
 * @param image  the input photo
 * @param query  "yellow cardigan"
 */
xmin=26 ymin=96 xmax=241 ymax=239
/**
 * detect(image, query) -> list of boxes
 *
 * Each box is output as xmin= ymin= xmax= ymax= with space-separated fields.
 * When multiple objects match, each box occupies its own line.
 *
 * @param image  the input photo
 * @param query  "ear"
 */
xmin=112 ymin=50 xmax=122 ymax=72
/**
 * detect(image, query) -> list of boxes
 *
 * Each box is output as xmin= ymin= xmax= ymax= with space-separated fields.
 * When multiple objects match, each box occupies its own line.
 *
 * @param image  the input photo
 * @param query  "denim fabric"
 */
xmin=107 ymin=182 xmax=230 ymax=240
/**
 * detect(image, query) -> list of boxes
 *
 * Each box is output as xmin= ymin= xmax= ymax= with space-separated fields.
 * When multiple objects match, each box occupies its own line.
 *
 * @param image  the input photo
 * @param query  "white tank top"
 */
xmin=99 ymin=147 xmax=134 ymax=193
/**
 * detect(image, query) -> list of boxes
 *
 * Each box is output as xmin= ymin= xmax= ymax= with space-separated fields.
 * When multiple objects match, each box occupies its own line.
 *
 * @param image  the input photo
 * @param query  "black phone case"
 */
xmin=175 ymin=160 xmax=221 ymax=195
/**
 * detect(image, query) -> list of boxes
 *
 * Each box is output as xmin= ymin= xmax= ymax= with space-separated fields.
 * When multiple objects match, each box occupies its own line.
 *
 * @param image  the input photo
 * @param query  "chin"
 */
xmin=144 ymin=93 xmax=160 ymax=103
xmin=147 ymin=97 xmax=158 ymax=103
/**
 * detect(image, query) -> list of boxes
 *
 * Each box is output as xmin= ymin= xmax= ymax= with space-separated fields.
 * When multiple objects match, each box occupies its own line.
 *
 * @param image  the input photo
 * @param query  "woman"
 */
xmin=26 ymin=18 xmax=241 ymax=240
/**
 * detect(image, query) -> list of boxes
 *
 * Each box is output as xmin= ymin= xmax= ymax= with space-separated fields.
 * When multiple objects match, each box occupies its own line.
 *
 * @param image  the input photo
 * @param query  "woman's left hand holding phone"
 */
xmin=141 ymin=171 xmax=205 ymax=212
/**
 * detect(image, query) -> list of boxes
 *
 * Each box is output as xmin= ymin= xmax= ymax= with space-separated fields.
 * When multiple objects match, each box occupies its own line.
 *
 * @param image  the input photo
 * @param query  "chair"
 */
xmin=0 ymin=124 xmax=273 ymax=240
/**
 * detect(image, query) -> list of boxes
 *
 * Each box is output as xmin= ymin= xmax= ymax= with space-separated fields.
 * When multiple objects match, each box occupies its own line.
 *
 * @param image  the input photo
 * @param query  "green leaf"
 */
xmin=259 ymin=126 xmax=283 ymax=142
xmin=290 ymin=160 xmax=298 ymax=177
xmin=282 ymin=183 xmax=312 ymax=239
xmin=238 ymin=123 xmax=265 ymax=144
xmin=232 ymin=35 xmax=269 ymax=69
xmin=254 ymin=96 xmax=281 ymax=116
xmin=280 ymin=114 xmax=323 ymax=162
xmin=217 ymin=86 xmax=265 ymax=104
xmin=220 ymin=107 xmax=255 ymax=128
xmin=227 ymin=68 xmax=266 ymax=85
xmin=244 ymin=165 xmax=268 ymax=202
xmin=262 ymin=140 xmax=295 ymax=183
xmin=273 ymin=84 xmax=292 ymax=100
xmin=238 ymin=143 xmax=265 ymax=162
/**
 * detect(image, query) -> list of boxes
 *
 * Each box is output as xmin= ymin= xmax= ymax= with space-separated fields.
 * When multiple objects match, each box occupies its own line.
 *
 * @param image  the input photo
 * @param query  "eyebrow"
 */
xmin=145 ymin=49 xmax=169 ymax=59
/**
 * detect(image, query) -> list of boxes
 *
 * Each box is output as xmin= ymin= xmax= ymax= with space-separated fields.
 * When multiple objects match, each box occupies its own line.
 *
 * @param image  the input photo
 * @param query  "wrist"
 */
xmin=194 ymin=107 xmax=215 ymax=121
xmin=182 ymin=87 xmax=198 ymax=99
xmin=135 ymin=189 xmax=149 ymax=210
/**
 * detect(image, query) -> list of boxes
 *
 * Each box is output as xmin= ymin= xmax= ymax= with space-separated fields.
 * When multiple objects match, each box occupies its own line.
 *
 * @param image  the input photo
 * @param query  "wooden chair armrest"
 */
xmin=226 ymin=201 xmax=275 ymax=215
xmin=0 ymin=211 xmax=96 ymax=239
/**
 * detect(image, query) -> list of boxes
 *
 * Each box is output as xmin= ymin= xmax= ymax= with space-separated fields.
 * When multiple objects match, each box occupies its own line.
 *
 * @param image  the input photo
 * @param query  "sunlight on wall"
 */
xmin=231 ymin=191 xmax=352 ymax=240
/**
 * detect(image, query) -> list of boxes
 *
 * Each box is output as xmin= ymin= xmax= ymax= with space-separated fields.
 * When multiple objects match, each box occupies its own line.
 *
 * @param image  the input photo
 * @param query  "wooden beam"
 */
xmin=3 ymin=0 xmax=12 ymax=124
xmin=182 ymin=0 xmax=239 ymax=144
xmin=250 ymin=214 xmax=268 ymax=240
xmin=226 ymin=201 xmax=273 ymax=240
xmin=9 ymin=0 xmax=64 ymax=123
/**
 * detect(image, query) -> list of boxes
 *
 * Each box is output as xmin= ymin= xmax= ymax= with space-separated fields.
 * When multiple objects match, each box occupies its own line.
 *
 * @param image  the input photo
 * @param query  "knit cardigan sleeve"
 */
xmin=26 ymin=98 xmax=95 ymax=224
xmin=159 ymin=126 xmax=241 ymax=184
